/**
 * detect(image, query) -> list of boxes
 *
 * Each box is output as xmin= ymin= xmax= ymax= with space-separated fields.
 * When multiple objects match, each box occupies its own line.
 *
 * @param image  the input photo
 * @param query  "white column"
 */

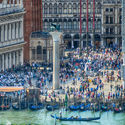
xmin=1 ymin=25 xmax=4 ymax=42
xmin=20 ymin=21 xmax=23 ymax=38
xmin=0 ymin=55 xmax=2 ymax=71
xmin=71 ymin=34 xmax=74 ymax=49
xmin=2 ymin=54 xmax=4 ymax=71
xmin=13 ymin=23 xmax=15 ymax=39
xmin=9 ymin=23 xmax=11 ymax=40
xmin=16 ymin=51 xmax=19 ymax=66
xmin=17 ymin=0 xmax=19 ymax=4
xmin=21 ymin=48 xmax=24 ymax=65
xmin=20 ymin=0 xmax=23 ymax=7
xmin=50 ymin=32 xmax=62 ymax=90
xmin=5 ymin=54 xmax=8 ymax=69
xmin=16 ymin=22 xmax=18 ymax=39
xmin=9 ymin=0 xmax=11 ymax=7
xmin=13 ymin=52 xmax=15 ymax=67
xmin=5 ymin=24 xmax=7 ymax=41
xmin=9 ymin=52 xmax=12 ymax=69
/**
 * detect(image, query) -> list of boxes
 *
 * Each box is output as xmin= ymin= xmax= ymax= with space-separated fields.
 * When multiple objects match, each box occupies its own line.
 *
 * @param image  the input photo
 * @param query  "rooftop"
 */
xmin=31 ymin=31 xmax=51 ymax=39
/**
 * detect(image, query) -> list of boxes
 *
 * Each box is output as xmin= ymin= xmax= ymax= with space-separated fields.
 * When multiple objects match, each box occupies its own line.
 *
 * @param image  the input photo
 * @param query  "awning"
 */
xmin=0 ymin=87 xmax=24 ymax=92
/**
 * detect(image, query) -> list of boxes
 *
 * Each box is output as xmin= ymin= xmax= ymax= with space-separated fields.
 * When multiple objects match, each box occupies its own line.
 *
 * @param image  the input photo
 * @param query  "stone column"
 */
xmin=50 ymin=31 xmax=62 ymax=90
xmin=9 ymin=23 xmax=11 ymax=40
xmin=1 ymin=25 xmax=4 ymax=42
xmin=16 ymin=51 xmax=19 ymax=66
xmin=21 ymin=48 xmax=24 ymax=65
xmin=71 ymin=34 xmax=74 ymax=49
xmin=2 ymin=54 xmax=4 ymax=71
xmin=5 ymin=54 xmax=9 ymax=69
xmin=9 ymin=52 xmax=12 ymax=69
xmin=13 ymin=52 xmax=16 ymax=67
xmin=5 ymin=24 xmax=7 ymax=41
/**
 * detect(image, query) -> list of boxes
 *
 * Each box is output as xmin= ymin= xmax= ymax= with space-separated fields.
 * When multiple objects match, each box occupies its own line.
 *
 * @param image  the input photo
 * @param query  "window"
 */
xmin=68 ymin=3 xmax=72 ymax=14
xmin=83 ymin=3 xmax=86 ymax=14
xmin=110 ymin=17 xmax=113 ymax=24
xmin=73 ymin=3 xmax=77 ymax=14
xmin=18 ymin=22 xmax=20 ymax=38
xmin=110 ymin=8 xmax=113 ymax=12
xmin=44 ymin=4 xmax=48 ymax=14
xmin=97 ymin=21 xmax=101 ymax=29
xmin=119 ymin=16 xmax=122 ymax=24
xmin=106 ymin=8 xmax=109 ymax=12
xmin=54 ymin=4 xmax=57 ymax=14
xmin=59 ymin=3 xmax=62 ymax=14
xmin=64 ymin=4 xmax=67 ymax=14
xmin=49 ymin=4 xmax=52 ymax=14
xmin=37 ymin=45 xmax=42 ymax=54
xmin=110 ymin=28 xmax=114 ymax=34
xmin=106 ymin=16 xmax=109 ymax=24
xmin=82 ymin=21 xmax=86 ymax=29
xmin=88 ymin=4 xmax=91 ymax=13
xmin=43 ymin=49 xmax=47 ymax=54
xmin=64 ymin=22 xmax=67 ymax=29
xmin=32 ymin=49 xmax=35 ymax=60
xmin=106 ymin=28 xmax=109 ymax=34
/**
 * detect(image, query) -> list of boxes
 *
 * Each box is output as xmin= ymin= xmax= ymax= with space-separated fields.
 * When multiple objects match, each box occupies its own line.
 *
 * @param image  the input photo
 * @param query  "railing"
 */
xmin=0 ymin=37 xmax=24 ymax=48
xmin=0 ymin=4 xmax=24 ymax=16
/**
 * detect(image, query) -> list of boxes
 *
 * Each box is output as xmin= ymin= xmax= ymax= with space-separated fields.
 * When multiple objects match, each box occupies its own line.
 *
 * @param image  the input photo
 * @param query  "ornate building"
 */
xmin=29 ymin=31 xmax=64 ymax=64
xmin=0 ymin=0 xmax=25 ymax=71
xmin=102 ymin=0 xmax=122 ymax=48
xmin=42 ymin=0 xmax=102 ymax=49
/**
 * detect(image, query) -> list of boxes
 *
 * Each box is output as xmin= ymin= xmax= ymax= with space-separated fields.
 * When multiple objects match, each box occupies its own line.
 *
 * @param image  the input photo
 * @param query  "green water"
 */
xmin=0 ymin=109 xmax=125 ymax=125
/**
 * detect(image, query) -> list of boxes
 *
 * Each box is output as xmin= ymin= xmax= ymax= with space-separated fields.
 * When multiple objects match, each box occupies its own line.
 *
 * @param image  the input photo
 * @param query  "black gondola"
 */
xmin=51 ymin=114 xmax=101 ymax=121
xmin=46 ymin=104 xmax=59 ymax=111
xmin=29 ymin=103 xmax=44 ymax=110
xmin=114 ymin=107 xmax=124 ymax=113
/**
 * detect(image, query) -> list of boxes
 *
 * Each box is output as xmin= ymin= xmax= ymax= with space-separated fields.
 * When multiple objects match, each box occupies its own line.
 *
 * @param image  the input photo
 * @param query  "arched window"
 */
xmin=37 ymin=45 xmax=42 ymax=54
xmin=88 ymin=3 xmax=91 ymax=13
xmin=83 ymin=3 xmax=86 ymax=14
xmin=73 ymin=3 xmax=77 ymax=14
xmin=49 ymin=3 xmax=52 ymax=14
xmin=44 ymin=3 xmax=48 ymax=14
xmin=59 ymin=3 xmax=62 ymax=14
xmin=78 ymin=3 xmax=80 ymax=13
xmin=54 ymin=3 xmax=57 ymax=14
xmin=97 ymin=3 xmax=101 ymax=13
xmin=64 ymin=3 xmax=67 ymax=14
xmin=37 ymin=45 xmax=42 ymax=60
xmin=68 ymin=3 xmax=72 ymax=14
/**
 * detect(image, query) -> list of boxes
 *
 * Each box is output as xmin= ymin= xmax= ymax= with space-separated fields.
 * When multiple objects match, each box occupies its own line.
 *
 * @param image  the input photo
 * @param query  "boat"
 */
xmin=69 ymin=105 xmax=80 ymax=111
xmin=46 ymin=104 xmax=59 ymax=111
xmin=101 ymin=105 xmax=109 ymax=111
xmin=29 ymin=103 xmax=44 ymax=110
xmin=51 ymin=114 xmax=101 ymax=121
xmin=114 ymin=107 xmax=124 ymax=113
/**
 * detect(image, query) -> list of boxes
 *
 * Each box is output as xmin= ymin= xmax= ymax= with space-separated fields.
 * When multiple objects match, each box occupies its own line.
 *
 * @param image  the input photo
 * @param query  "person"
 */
xmin=59 ymin=111 xmax=62 ymax=118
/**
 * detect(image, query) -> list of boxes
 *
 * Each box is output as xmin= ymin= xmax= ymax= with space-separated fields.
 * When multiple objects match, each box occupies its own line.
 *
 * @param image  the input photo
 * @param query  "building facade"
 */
xmin=30 ymin=31 xmax=64 ymax=64
xmin=102 ymin=0 xmax=122 ymax=48
xmin=42 ymin=0 xmax=102 ymax=49
xmin=0 ymin=0 xmax=25 ymax=71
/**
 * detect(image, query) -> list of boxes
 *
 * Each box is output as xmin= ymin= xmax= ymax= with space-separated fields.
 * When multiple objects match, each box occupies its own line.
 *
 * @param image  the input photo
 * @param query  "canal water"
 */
xmin=0 ymin=109 xmax=125 ymax=125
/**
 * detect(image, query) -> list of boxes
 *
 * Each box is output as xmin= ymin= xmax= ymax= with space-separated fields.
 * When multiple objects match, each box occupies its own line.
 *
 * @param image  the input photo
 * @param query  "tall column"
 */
xmin=9 ymin=23 xmax=11 ymax=40
xmin=5 ymin=54 xmax=8 ymax=69
xmin=5 ymin=24 xmax=7 ymax=41
xmin=21 ymin=48 xmax=24 ymax=65
xmin=71 ymin=34 xmax=74 ymax=49
xmin=2 ymin=54 xmax=4 ymax=71
xmin=16 ymin=51 xmax=19 ymax=65
xmin=9 ymin=52 xmax=12 ymax=69
xmin=50 ymin=31 xmax=62 ymax=90
xmin=13 ymin=52 xmax=16 ymax=67
xmin=1 ymin=25 xmax=4 ymax=42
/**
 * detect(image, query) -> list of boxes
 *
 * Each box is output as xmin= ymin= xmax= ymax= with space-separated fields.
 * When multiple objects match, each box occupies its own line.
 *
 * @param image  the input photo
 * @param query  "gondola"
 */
xmin=101 ymin=105 xmax=109 ymax=111
xmin=114 ymin=107 xmax=124 ymax=113
xmin=29 ymin=103 xmax=44 ymax=110
xmin=0 ymin=105 xmax=10 ymax=110
xmin=51 ymin=114 xmax=101 ymax=121
xmin=69 ymin=105 xmax=80 ymax=111
xmin=46 ymin=104 xmax=59 ymax=111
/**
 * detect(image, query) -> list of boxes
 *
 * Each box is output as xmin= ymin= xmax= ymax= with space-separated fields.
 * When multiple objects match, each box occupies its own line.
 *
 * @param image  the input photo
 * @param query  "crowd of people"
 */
xmin=0 ymin=47 xmax=124 ymax=105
